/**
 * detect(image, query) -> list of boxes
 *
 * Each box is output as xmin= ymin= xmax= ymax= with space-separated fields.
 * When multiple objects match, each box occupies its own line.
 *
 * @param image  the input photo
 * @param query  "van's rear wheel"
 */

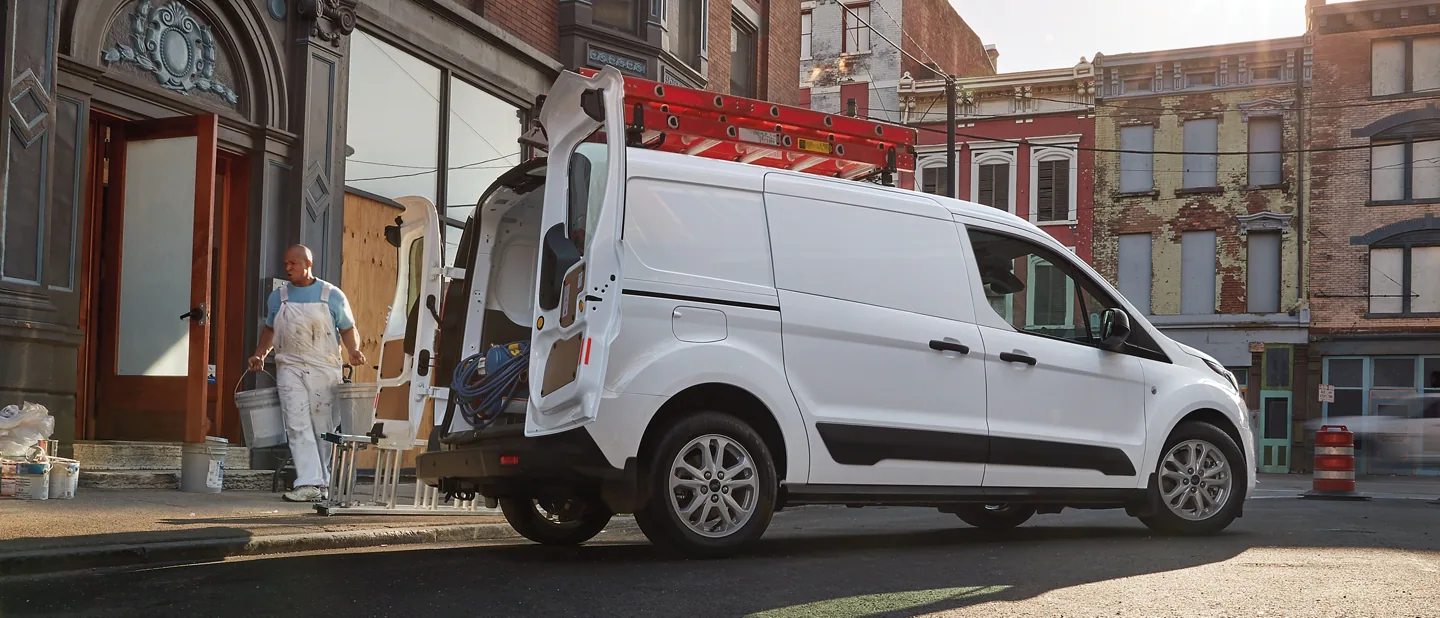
xmin=1138 ymin=421 xmax=1245 ymax=536
xmin=954 ymin=504 xmax=1036 ymax=529
xmin=635 ymin=411 xmax=777 ymax=558
xmin=499 ymin=496 xmax=613 ymax=546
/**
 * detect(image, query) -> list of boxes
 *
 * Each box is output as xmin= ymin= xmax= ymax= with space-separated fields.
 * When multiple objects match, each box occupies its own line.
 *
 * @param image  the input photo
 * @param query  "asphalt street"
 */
xmin=2 ymin=497 xmax=1438 ymax=618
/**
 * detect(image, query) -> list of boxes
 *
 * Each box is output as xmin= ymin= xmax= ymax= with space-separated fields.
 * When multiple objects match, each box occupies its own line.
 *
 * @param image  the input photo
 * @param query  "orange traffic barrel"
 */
xmin=1301 ymin=425 xmax=1369 ymax=501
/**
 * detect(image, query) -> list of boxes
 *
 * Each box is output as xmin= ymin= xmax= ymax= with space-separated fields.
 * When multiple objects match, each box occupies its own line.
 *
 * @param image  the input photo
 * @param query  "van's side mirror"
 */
xmin=1099 ymin=308 xmax=1132 ymax=352
xmin=538 ymin=223 xmax=581 ymax=311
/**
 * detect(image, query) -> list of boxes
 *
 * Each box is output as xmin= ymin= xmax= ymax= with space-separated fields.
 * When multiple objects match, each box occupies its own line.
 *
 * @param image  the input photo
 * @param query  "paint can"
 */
xmin=48 ymin=457 xmax=79 ymax=499
xmin=1 ymin=461 xmax=50 ymax=500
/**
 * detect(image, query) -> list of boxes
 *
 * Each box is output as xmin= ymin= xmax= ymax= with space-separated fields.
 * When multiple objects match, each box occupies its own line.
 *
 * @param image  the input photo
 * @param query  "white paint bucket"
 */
xmin=1 ymin=461 xmax=50 ymax=500
xmin=334 ymin=382 xmax=379 ymax=436
xmin=48 ymin=457 xmax=79 ymax=499
xmin=180 ymin=437 xmax=227 ymax=494
xmin=235 ymin=369 xmax=286 ymax=448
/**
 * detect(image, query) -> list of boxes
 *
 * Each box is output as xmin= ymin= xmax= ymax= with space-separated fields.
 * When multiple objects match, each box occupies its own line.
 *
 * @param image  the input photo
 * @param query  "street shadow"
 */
xmin=2 ymin=500 xmax=1437 ymax=618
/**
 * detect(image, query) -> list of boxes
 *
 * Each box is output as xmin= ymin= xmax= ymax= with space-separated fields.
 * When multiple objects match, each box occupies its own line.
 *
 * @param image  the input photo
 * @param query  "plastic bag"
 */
xmin=0 ymin=402 xmax=53 ymax=458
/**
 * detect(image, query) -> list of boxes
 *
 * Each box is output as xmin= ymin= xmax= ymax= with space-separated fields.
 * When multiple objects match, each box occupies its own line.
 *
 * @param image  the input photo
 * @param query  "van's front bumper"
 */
xmin=416 ymin=426 xmax=642 ymax=510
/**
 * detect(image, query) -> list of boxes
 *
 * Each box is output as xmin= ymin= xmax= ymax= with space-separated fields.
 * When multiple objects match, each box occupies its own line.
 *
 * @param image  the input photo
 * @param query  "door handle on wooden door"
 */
xmin=999 ymin=351 xmax=1037 ymax=366
xmin=179 ymin=303 xmax=207 ymax=326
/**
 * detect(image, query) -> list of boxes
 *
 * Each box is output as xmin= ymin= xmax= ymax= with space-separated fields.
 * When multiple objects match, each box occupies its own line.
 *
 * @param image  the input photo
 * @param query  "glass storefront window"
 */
xmin=344 ymin=31 xmax=442 ymax=204
xmin=445 ymin=77 xmax=522 ymax=265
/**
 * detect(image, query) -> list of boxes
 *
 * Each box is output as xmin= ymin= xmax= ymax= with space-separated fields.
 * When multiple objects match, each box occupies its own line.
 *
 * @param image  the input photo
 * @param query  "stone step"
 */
xmin=72 ymin=441 xmax=251 ymax=471
xmin=77 ymin=469 xmax=277 ymax=492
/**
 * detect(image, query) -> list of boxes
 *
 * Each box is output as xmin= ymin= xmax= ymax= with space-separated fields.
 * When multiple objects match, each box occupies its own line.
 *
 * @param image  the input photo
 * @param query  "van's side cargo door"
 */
xmin=526 ymin=68 xmax=629 ymax=436
xmin=375 ymin=196 xmax=445 ymax=448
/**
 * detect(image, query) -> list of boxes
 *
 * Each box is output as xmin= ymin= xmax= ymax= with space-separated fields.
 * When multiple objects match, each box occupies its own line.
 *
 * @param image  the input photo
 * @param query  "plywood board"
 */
xmin=340 ymin=190 xmax=403 ymax=384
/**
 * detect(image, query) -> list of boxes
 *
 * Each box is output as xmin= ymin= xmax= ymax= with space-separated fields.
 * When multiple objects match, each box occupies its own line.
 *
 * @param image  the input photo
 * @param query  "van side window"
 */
xmin=967 ymin=229 xmax=1114 ymax=345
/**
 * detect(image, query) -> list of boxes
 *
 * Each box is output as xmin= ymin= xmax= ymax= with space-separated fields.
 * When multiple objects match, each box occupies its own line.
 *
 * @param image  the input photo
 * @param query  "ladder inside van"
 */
xmin=548 ymin=68 xmax=918 ymax=184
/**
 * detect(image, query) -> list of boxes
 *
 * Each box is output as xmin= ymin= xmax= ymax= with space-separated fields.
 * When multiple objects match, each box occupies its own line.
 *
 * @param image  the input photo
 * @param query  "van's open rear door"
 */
xmin=525 ymin=68 xmax=629 ymax=436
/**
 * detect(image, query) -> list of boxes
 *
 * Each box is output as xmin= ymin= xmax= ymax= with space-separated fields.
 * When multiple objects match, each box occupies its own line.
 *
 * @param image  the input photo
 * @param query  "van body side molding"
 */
xmin=815 ymin=422 xmax=1137 ymax=476
xmin=622 ymin=288 xmax=780 ymax=311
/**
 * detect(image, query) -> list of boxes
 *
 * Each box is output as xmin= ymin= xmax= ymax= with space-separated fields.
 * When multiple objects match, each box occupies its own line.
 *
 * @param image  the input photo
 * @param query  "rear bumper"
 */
xmin=416 ymin=426 xmax=643 ymax=510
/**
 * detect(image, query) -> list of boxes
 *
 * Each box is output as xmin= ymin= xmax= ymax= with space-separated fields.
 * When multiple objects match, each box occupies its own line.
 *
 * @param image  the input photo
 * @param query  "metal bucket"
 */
xmin=235 ymin=369 xmax=287 ymax=448
xmin=335 ymin=381 xmax=379 ymax=436
xmin=180 ymin=436 xmax=227 ymax=494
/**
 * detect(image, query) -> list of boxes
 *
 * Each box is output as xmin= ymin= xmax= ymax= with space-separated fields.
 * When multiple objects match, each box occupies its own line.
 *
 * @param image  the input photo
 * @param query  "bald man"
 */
xmin=249 ymin=245 xmax=366 ymax=502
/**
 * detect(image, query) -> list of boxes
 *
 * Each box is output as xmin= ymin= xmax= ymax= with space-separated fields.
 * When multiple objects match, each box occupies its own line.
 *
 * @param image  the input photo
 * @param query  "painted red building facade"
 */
xmin=897 ymin=59 xmax=1097 ymax=261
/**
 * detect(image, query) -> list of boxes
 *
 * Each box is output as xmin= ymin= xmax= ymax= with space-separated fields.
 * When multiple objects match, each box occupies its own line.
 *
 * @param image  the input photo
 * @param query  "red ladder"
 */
xmin=573 ymin=68 xmax=916 ymax=182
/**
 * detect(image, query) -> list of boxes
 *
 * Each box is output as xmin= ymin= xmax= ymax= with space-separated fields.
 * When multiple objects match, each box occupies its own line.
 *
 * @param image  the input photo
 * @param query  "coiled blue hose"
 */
xmin=451 ymin=341 xmax=530 ymax=430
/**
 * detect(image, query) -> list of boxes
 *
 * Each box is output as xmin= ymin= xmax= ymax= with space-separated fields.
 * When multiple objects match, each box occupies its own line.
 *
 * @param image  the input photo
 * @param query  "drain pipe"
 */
xmin=1294 ymin=49 xmax=1307 ymax=313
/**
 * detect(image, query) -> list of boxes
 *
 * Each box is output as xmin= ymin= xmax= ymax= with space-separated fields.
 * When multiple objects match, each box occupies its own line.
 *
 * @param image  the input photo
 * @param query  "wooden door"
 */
xmin=92 ymin=115 xmax=219 ymax=443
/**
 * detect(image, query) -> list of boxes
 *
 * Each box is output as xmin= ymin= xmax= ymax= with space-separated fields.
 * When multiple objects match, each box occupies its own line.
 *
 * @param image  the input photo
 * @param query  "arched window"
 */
xmin=1354 ymin=216 xmax=1440 ymax=315
xmin=970 ymin=148 xmax=1016 ymax=213
xmin=1355 ymin=109 xmax=1440 ymax=204
xmin=915 ymin=155 xmax=954 ymax=198
xmin=1030 ymin=146 xmax=1077 ymax=224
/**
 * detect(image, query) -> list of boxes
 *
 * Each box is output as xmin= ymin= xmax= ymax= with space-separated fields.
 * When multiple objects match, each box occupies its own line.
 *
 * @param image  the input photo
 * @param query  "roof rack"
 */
xmin=565 ymin=68 xmax=917 ymax=184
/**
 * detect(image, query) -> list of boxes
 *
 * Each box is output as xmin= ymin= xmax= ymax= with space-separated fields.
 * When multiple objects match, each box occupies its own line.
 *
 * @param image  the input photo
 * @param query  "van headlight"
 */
xmin=1202 ymin=357 xmax=1240 ymax=394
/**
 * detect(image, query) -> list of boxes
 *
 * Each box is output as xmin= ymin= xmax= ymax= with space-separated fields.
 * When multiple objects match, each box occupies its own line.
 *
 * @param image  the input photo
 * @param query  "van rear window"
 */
xmin=567 ymin=143 xmax=610 ymax=256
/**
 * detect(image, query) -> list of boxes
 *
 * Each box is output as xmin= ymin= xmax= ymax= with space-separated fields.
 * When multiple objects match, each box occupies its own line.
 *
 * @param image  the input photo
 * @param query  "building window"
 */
xmin=667 ymin=0 xmax=705 ymax=70
xmin=345 ymin=31 xmax=523 ymax=266
xmin=1123 ymin=77 xmax=1152 ymax=93
xmin=972 ymin=150 xmax=1014 ymax=212
xmin=920 ymin=164 xmax=951 ymax=197
xmin=1028 ymin=255 xmax=1075 ymax=330
xmin=842 ymin=3 xmax=871 ymax=54
xmin=1181 ymin=230 xmax=1217 ymax=315
xmin=1368 ymin=232 xmax=1440 ymax=315
xmin=1031 ymin=149 xmax=1074 ymax=223
xmin=1251 ymin=66 xmax=1282 ymax=82
xmin=1117 ymin=233 xmax=1152 ymax=314
xmin=730 ymin=13 xmax=758 ymax=98
xmin=1371 ymin=136 xmax=1440 ymax=203
xmin=593 ymin=0 xmax=637 ymax=33
xmin=1186 ymin=71 xmax=1217 ymax=88
xmin=1372 ymin=36 xmax=1440 ymax=97
xmin=1248 ymin=117 xmax=1283 ymax=187
xmin=800 ymin=11 xmax=812 ymax=60
xmin=1183 ymin=119 xmax=1219 ymax=189
xmin=1119 ymin=124 xmax=1154 ymax=193
xmin=1247 ymin=232 xmax=1282 ymax=313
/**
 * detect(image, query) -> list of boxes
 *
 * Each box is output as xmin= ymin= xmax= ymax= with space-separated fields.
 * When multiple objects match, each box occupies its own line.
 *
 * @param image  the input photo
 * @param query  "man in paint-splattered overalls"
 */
xmin=248 ymin=245 xmax=367 ymax=502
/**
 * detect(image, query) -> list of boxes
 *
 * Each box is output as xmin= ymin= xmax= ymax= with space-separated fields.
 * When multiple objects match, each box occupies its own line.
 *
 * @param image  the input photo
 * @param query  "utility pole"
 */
xmin=945 ymin=77 xmax=957 ymax=199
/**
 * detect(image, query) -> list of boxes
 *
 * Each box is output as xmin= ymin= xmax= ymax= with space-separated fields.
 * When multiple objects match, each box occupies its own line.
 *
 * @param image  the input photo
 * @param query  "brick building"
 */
xmin=897 ymin=59 xmax=1097 ymax=261
xmin=797 ymin=0 xmax=994 ymax=120
xmin=1091 ymin=38 xmax=1312 ymax=473
xmin=1306 ymin=0 xmax=1440 ymax=476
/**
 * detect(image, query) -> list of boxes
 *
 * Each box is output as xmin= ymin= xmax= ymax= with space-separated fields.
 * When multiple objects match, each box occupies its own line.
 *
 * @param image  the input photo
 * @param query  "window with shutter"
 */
xmin=1035 ymin=159 xmax=1071 ymax=222
xmin=978 ymin=165 xmax=994 ymax=207
xmin=992 ymin=164 xmax=1009 ymax=210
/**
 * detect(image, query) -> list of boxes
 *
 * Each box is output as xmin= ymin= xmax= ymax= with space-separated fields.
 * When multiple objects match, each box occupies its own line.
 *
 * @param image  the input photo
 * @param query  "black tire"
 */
xmin=499 ymin=496 xmax=613 ymax=546
xmin=1139 ymin=421 xmax=1247 ymax=536
xmin=634 ymin=411 xmax=778 ymax=558
xmin=953 ymin=504 xmax=1036 ymax=529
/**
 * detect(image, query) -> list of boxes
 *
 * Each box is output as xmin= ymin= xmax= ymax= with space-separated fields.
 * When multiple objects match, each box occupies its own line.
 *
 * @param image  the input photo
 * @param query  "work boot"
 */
xmin=282 ymin=485 xmax=325 ymax=502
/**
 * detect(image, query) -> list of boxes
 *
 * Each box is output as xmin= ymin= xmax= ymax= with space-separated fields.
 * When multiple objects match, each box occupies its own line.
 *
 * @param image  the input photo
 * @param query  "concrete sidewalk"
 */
xmin=0 ymin=489 xmax=515 ymax=576
xmin=1255 ymin=473 xmax=1440 ymax=500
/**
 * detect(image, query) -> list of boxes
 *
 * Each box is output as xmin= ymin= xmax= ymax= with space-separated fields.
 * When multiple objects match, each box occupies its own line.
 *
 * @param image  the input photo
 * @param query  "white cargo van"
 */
xmin=409 ymin=68 xmax=1255 ymax=557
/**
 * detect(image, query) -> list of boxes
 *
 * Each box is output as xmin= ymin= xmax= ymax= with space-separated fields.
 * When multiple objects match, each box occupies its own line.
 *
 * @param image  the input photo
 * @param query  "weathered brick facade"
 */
xmin=482 ymin=0 xmax=562 ymax=58
xmin=898 ymin=0 xmax=993 ymax=80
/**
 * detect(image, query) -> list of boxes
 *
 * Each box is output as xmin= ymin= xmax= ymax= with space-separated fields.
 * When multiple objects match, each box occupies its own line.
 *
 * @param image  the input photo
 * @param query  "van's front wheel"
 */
xmin=499 ymin=496 xmax=613 ymax=546
xmin=635 ymin=412 xmax=778 ymax=558
xmin=1138 ymin=422 xmax=1245 ymax=536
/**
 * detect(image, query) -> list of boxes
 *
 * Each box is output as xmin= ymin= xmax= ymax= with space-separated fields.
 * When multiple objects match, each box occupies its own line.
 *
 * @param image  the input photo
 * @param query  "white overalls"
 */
xmin=273 ymin=281 xmax=345 ymax=489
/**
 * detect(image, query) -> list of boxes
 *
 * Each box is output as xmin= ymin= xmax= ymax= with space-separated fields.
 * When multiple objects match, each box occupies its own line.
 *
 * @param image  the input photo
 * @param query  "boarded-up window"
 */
xmin=1373 ymin=39 xmax=1407 ymax=96
xmin=1035 ymin=158 xmax=1070 ymax=222
xmin=1248 ymin=117 xmax=1283 ymax=187
xmin=1414 ymin=246 xmax=1440 ymax=313
xmin=976 ymin=162 xmax=1009 ymax=210
xmin=1120 ymin=125 xmax=1154 ymax=193
xmin=1247 ymin=232 xmax=1282 ymax=313
xmin=1118 ymin=233 xmax=1152 ymax=314
xmin=1370 ymin=247 xmax=1405 ymax=314
xmin=1416 ymin=37 xmax=1440 ymax=91
xmin=1414 ymin=139 xmax=1440 ymax=199
xmin=1183 ymin=119 xmax=1219 ymax=189
xmin=1372 ymin=141 xmax=1406 ymax=201
xmin=921 ymin=166 xmax=950 ymax=197
xmin=1181 ymin=231 xmax=1217 ymax=315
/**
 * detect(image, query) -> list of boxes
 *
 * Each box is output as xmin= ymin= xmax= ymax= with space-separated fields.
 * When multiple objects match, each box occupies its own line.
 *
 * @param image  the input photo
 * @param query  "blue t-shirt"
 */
xmin=264 ymin=279 xmax=356 ymax=335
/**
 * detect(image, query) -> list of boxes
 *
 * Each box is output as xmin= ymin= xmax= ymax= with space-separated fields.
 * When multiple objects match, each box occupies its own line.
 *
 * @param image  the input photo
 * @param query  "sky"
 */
xmin=948 ymin=0 xmax=1324 ymax=74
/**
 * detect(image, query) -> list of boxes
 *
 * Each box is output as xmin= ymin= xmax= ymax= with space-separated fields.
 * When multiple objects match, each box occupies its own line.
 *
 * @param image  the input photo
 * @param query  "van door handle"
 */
xmin=1000 ymin=352 xmax=1037 ymax=366
xmin=928 ymin=340 xmax=970 ymax=355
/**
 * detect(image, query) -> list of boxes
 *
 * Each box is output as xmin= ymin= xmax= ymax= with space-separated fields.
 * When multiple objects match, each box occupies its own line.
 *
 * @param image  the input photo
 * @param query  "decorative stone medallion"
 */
xmin=101 ymin=1 xmax=240 ymax=107
xmin=269 ymin=0 xmax=287 ymax=21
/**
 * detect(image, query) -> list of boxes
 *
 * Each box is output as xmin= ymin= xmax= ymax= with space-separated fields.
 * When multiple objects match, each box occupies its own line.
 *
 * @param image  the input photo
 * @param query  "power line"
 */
xmin=347 ymin=152 xmax=520 ymax=182
xmin=837 ymin=3 xmax=949 ymax=81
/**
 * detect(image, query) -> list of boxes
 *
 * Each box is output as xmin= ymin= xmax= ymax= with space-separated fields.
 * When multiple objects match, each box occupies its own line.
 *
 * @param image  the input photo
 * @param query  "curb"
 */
xmin=0 ymin=523 xmax=521 ymax=578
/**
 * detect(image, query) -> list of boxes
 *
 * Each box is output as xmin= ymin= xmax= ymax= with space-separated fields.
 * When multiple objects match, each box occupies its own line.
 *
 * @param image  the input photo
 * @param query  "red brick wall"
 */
xmin=1308 ymin=19 xmax=1440 ymax=336
xmin=707 ymin=0 xmax=733 ymax=94
xmin=480 ymin=0 xmax=560 ymax=59
xmin=914 ymin=113 xmax=1095 ymax=262
xmin=763 ymin=0 xmax=800 ymax=105
xmin=899 ymin=0 xmax=994 ymax=78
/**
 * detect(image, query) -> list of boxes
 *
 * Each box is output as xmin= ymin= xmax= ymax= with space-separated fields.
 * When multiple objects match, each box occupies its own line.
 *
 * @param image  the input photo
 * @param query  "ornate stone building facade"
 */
xmin=0 ymin=0 xmax=560 ymax=447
